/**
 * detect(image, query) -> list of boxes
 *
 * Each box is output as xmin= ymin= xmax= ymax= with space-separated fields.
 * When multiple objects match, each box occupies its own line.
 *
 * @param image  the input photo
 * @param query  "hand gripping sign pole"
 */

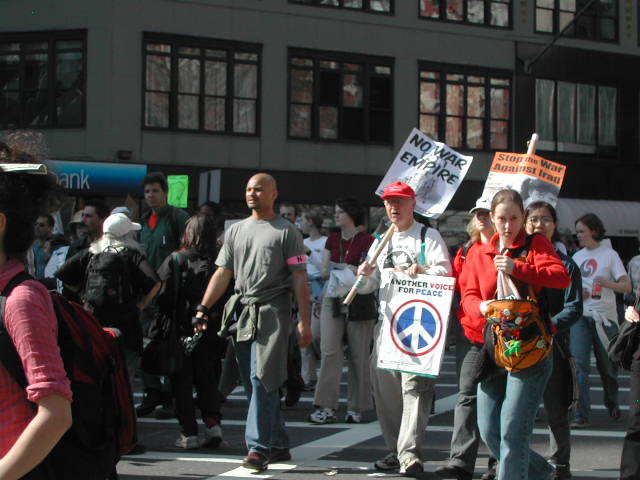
xmin=343 ymin=225 xmax=395 ymax=306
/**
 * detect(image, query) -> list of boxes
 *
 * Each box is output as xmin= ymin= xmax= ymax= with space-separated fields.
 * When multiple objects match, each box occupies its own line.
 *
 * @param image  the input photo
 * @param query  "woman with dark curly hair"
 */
xmin=309 ymin=197 xmax=375 ymax=425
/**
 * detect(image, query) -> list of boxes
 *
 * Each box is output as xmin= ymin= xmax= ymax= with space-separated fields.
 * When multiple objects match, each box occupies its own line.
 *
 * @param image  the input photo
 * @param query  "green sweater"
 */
xmin=139 ymin=204 xmax=190 ymax=270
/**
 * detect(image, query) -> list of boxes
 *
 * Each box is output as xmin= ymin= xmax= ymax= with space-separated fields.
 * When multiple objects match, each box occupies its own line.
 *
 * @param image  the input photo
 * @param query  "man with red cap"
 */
xmin=356 ymin=181 xmax=451 ymax=477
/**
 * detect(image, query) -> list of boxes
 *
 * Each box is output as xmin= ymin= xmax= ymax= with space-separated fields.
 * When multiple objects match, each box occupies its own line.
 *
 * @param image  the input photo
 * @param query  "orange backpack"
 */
xmin=484 ymin=235 xmax=553 ymax=373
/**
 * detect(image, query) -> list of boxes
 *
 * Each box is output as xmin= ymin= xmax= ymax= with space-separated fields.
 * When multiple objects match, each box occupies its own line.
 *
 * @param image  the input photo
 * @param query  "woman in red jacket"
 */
xmin=461 ymin=189 xmax=569 ymax=480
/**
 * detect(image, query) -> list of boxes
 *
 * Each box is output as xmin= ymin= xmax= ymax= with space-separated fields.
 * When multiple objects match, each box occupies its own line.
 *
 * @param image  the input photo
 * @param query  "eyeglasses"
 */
xmin=526 ymin=216 xmax=554 ymax=225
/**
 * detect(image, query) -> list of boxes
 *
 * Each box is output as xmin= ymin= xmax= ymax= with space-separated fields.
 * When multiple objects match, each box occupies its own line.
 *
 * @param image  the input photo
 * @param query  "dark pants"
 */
xmin=140 ymin=305 xmax=172 ymax=397
xmin=286 ymin=319 xmax=304 ymax=392
xmin=620 ymin=357 xmax=640 ymax=480
xmin=448 ymin=342 xmax=483 ymax=473
xmin=543 ymin=342 xmax=572 ymax=467
xmin=171 ymin=334 xmax=222 ymax=436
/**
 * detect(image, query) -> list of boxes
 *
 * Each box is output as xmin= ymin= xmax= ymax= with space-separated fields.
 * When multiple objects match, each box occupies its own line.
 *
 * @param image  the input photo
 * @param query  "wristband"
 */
xmin=192 ymin=315 xmax=208 ymax=328
xmin=195 ymin=304 xmax=210 ymax=316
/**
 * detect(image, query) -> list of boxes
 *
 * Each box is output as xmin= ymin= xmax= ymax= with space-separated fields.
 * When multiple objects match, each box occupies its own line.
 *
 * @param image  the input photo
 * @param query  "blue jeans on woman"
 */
xmin=477 ymin=356 xmax=554 ymax=480
xmin=234 ymin=339 xmax=289 ymax=456
xmin=570 ymin=315 xmax=619 ymax=422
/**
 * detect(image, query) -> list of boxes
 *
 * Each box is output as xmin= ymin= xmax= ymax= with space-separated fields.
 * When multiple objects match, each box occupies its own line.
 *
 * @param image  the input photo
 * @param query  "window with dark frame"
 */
xmin=419 ymin=0 xmax=511 ymax=28
xmin=419 ymin=64 xmax=511 ymax=151
xmin=535 ymin=78 xmax=617 ymax=154
xmin=0 ymin=30 xmax=86 ymax=129
xmin=289 ymin=0 xmax=393 ymax=14
xmin=535 ymin=0 xmax=618 ymax=41
xmin=288 ymin=49 xmax=393 ymax=143
xmin=143 ymin=34 xmax=261 ymax=135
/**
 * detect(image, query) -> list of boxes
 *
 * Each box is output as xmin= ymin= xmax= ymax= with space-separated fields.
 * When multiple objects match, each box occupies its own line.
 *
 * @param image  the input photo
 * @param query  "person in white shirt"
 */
xmin=300 ymin=209 xmax=327 ymax=389
xmin=356 ymin=182 xmax=451 ymax=477
xmin=571 ymin=213 xmax=631 ymax=428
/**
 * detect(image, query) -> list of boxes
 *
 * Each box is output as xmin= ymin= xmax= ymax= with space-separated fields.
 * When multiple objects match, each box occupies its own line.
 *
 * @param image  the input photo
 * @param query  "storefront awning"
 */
xmin=556 ymin=198 xmax=640 ymax=238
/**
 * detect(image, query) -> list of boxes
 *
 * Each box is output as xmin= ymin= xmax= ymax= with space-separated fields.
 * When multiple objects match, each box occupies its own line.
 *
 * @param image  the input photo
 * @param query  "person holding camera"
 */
xmin=155 ymin=214 xmax=224 ymax=450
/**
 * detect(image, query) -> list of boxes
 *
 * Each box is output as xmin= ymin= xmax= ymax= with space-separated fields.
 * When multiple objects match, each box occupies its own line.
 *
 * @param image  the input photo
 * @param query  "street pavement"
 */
xmin=117 ymin=348 xmax=629 ymax=479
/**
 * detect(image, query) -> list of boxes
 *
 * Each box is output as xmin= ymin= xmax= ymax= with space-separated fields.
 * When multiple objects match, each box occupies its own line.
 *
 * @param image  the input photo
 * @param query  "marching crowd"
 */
xmin=0 ymin=132 xmax=639 ymax=480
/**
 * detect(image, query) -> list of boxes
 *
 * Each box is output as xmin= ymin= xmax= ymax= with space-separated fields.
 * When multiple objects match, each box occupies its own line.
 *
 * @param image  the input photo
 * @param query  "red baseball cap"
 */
xmin=381 ymin=181 xmax=416 ymax=200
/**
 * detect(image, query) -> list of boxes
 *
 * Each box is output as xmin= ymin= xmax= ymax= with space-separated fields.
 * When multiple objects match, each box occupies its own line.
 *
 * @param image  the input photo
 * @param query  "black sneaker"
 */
xmin=609 ymin=405 xmax=621 ymax=420
xmin=551 ymin=463 xmax=572 ymax=479
xmin=374 ymin=452 xmax=400 ymax=471
xmin=435 ymin=465 xmax=473 ymax=480
xmin=285 ymin=387 xmax=302 ymax=407
xmin=269 ymin=447 xmax=292 ymax=463
xmin=481 ymin=463 xmax=497 ymax=480
xmin=135 ymin=390 xmax=161 ymax=417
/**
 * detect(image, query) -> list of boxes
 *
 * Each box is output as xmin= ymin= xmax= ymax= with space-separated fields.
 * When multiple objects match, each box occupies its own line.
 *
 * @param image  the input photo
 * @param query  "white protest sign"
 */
xmin=481 ymin=152 xmax=566 ymax=208
xmin=377 ymin=270 xmax=455 ymax=377
xmin=376 ymin=129 xmax=473 ymax=219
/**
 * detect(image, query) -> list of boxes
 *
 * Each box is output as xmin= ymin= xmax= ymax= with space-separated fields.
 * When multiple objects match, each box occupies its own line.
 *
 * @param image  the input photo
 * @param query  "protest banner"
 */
xmin=481 ymin=150 xmax=566 ymax=207
xmin=377 ymin=270 xmax=455 ymax=377
xmin=375 ymin=128 xmax=474 ymax=219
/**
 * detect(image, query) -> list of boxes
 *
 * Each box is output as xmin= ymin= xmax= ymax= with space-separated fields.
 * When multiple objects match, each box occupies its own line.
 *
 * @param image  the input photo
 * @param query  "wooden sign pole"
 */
xmin=343 ymin=225 xmax=395 ymax=305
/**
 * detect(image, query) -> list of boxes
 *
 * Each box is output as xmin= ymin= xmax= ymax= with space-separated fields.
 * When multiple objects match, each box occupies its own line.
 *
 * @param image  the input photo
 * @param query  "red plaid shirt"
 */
xmin=0 ymin=260 xmax=72 ymax=458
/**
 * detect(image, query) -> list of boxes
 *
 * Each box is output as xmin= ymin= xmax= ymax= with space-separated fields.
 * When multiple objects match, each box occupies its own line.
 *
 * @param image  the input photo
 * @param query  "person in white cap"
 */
xmin=356 ymin=181 xmax=451 ymax=477
xmin=56 ymin=213 xmax=160 ymax=383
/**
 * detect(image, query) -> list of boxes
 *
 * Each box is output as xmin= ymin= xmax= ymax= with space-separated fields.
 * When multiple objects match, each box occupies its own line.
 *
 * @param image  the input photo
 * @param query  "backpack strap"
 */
xmin=460 ymin=240 xmax=475 ymax=262
xmin=383 ymin=224 xmax=428 ymax=268
xmin=0 ymin=271 xmax=36 ymax=389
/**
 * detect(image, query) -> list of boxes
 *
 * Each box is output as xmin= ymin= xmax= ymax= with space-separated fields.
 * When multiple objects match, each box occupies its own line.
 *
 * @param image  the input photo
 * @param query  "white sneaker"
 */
xmin=175 ymin=434 xmax=200 ymax=449
xmin=345 ymin=410 xmax=361 ymax=423
xmin=203 ymin=424 xmax=223 ymax=447
xmin=308 ymin=407 xmax=337 ymax=424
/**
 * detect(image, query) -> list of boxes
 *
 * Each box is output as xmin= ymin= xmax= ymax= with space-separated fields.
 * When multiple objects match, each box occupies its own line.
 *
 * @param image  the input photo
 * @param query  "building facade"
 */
xmin=1 ymin=0 xmax=638 ymax=244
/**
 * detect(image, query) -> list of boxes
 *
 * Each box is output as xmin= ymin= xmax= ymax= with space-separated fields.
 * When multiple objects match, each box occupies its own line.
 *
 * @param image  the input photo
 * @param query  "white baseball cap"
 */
xmin=103 ymin=213 xmax=141 ymax=237
xmin=469 ymin=196 xmax=492 ymax=214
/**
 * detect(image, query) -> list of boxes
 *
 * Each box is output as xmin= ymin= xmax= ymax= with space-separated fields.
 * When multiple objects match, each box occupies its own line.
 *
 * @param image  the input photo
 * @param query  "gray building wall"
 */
xmin=1 ymin=0 xmax=638 ymax=185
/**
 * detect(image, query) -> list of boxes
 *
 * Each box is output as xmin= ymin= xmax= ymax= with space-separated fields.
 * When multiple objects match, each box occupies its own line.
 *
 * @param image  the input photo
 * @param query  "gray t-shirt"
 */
xmin=216 ymin=215 xmax=306 ymax=299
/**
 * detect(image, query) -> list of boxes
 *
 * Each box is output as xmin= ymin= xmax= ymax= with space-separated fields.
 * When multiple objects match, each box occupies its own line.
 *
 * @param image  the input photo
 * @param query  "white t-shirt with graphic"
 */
xmin=358 ymin=221 xmax=451 ymax=320
xmin=304 ymin=235 xmax=327 ymax=277
xmin=573 ymin=243 xmax=627 ymax=323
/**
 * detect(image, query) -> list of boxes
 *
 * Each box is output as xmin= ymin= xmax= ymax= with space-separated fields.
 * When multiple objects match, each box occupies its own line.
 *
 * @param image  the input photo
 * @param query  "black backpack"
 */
xmin=84 ymin=247 xmax=134 ymax=310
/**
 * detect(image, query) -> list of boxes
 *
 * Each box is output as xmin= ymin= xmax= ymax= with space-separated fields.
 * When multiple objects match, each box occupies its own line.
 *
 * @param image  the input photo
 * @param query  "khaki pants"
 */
xmin=313 ymin=296 xmax=374 ymax=412
xmin=370 ymin=322 xmax=435 ymax=469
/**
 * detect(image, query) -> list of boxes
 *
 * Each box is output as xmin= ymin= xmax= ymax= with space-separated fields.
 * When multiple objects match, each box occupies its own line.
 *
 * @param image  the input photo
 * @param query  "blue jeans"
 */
xmin=570 ymin=315 xmax=619 ymax=422
xmin=234 ymin=339 xmax=289 ymax=456
xmin=477 ymin=357 xmax=554 ymax=480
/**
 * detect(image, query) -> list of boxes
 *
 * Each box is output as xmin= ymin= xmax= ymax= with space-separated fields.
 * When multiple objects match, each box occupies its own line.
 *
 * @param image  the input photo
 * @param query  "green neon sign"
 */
xmin=167 ymin=175 xmax=189 ymax=208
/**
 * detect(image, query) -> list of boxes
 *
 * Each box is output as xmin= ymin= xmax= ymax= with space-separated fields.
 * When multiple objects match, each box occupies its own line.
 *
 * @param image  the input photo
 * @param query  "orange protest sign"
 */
xmin=481 ymin=152 xmax=567 ymax=207
xmin=490 ymin=152 xmax=566 ymax=187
